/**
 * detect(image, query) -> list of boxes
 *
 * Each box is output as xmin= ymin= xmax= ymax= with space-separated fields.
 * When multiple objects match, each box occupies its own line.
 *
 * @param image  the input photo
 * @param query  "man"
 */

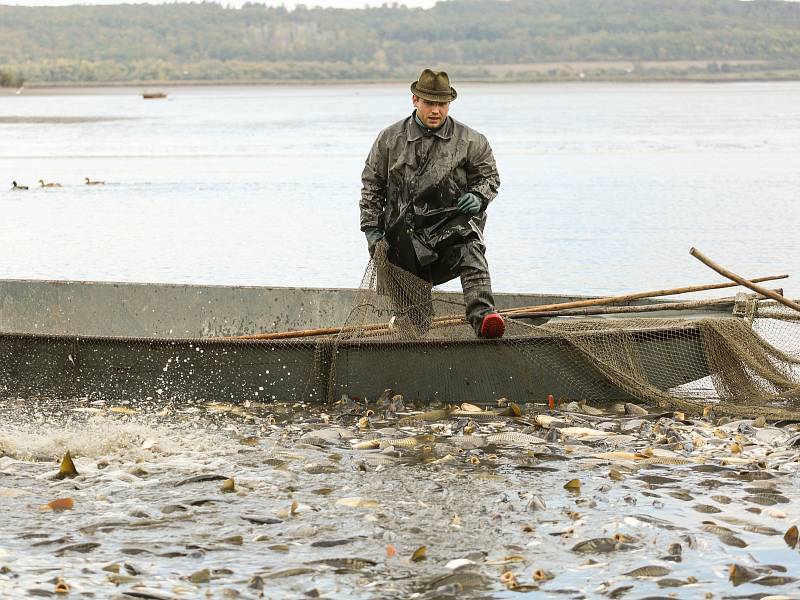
xmin=360 ymin=68 xmax=505 ymax=339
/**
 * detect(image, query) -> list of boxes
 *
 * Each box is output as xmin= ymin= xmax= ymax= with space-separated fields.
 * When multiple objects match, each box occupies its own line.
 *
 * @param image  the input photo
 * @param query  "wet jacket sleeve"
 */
xmin=360 ymin=132 xmax=389 ymax=231
xmin=466 ymin=133 xmax=500 ymax=211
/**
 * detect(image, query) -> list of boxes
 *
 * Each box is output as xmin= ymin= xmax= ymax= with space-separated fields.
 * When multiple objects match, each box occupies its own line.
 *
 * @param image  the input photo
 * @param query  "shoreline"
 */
xmin=3 ymin=74 xmax=800 ymax=95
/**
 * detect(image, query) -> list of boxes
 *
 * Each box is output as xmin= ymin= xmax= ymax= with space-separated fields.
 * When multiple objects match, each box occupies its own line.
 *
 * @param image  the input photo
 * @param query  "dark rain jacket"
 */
xmin=360 ymin=113 xmax=500 ymax=285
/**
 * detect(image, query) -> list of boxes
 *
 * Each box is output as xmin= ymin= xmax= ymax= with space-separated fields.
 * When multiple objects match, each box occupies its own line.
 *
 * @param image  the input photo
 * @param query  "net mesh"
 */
xmin=323 ymin=241 xmax=800 ymax=418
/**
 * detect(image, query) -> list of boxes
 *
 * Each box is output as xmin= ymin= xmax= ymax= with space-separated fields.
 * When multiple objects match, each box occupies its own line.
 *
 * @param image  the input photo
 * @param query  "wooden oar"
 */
xmin=690 ymin=247 xmax=800 ymax=313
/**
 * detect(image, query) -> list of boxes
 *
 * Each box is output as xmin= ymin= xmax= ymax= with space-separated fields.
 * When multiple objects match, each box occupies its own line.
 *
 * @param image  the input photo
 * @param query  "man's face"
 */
xmin=413 ymin=95 xmax=450 ymax=128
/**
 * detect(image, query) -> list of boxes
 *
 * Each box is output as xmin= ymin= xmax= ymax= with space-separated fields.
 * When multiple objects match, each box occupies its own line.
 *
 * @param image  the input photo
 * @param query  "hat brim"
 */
xmin=410 ymin=81 xmax=457 ymax=103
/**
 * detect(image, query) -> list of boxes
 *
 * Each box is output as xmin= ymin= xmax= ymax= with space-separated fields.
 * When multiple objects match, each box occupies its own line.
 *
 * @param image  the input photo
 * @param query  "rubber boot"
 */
xmin=461 ymin=267 xmax=499 ymax=338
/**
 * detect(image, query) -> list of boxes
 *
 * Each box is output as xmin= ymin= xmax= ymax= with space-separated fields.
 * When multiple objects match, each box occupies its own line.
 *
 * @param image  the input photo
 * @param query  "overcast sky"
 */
xmin=2 ymin=0 xmax=437 ymax=7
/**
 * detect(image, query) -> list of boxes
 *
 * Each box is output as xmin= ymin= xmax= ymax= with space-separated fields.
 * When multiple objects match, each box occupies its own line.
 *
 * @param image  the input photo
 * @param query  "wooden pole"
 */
xmin=499 ymin=273 xmax=788 ymax=316
xmin=507 ymin=291 xmax=782 ymax=319
xmin=224 ymin=272 xmax=790 ymax=341
xmin=689 ymin=248 xmax=800 ymax=313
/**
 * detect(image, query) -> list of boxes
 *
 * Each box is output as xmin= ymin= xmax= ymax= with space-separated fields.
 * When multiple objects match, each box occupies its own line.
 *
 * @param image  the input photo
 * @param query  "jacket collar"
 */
xmin=406 ymin=111 xmax=453 ymax=141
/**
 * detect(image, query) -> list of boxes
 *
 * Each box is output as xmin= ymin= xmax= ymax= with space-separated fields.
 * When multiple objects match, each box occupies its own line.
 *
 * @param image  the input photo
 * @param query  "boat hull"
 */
xmin=0 ymin=327 xmax=710 ymax=403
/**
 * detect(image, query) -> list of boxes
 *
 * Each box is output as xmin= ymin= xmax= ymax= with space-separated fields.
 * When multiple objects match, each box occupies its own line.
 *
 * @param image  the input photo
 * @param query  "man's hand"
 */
xmin=457 ymin=192 xmax=482 ymax=215
xmin=364 ymin=227 xmax=385 ymax=256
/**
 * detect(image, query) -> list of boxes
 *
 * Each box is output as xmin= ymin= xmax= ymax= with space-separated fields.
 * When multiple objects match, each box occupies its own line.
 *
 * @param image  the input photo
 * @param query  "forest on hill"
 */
xmin=1 ymin=0 xmax=800 ymax=85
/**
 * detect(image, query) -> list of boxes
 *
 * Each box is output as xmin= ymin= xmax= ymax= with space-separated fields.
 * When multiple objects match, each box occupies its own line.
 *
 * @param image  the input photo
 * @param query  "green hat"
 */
xmin=410 ymin=69 xmax=457 ymax=102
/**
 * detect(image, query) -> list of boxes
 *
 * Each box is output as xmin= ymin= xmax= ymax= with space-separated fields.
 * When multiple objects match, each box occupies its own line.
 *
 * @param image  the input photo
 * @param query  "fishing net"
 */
xmin=0 ymin=252 xmax=798 ymax=419
xmin=323 ymin=241 xmax=800 ymax=418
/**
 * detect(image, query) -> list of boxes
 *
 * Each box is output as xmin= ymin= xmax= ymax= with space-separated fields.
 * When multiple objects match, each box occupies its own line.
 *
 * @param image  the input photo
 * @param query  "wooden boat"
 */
xmin=142 ymin=91 xmax=168 ymax=99
xmin=0 ymin=279 xmax=735 ymax=404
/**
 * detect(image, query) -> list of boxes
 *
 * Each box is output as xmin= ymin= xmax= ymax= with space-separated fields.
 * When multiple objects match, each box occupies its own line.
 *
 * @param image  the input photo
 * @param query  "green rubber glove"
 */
xmin=364 ymin=227 xmax=384 ymax=255
xmin=457 ymin=192 xmax=482 ymax=215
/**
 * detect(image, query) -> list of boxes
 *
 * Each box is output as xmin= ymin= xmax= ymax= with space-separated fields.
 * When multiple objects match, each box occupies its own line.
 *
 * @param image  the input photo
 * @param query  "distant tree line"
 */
xmin=1 ymin=0 xmax=800 ymax=84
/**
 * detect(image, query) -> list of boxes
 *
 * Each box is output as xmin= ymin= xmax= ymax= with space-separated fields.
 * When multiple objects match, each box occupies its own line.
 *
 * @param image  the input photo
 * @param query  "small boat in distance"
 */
xmin=85 ymin=177 xmax=105 ymax=185
xmin=142 ymin=91 xmax=168 ymax=99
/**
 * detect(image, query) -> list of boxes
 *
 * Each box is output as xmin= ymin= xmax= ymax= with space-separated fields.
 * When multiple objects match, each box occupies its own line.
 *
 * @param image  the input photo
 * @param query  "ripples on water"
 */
xmin=1 ymin=397 xmax=799 ymax=598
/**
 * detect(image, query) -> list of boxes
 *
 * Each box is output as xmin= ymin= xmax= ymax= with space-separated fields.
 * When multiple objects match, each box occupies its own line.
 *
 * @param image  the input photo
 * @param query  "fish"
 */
xmin=426 ymin=570 xmax=487 ymax=591
xmin=174 ymin=474 xmax=228 ymax=486
xmin=627 ymin=514 xmax=681 ymax=530
xmin=784 ymin=525 xmax=798 ymax=549
xmin=745 ymin=493 xmax=790 ymax=505
xmin=55 ymin=543 xmax=101 ymax=556
xmin=55 ymin=451 xmax=78 ymax=480
xmin=701 ymin=522 xmax=735 ymax=535
xmin=486 ymin=556 xmax=528 ymax=565
xmin=499 ymin=402 xmax=522 ymax=417
xmin=728 ymin=564 xmax=759 ymax=587
xmin=639 ymin=475 xmax=680 ymax=485
xmin=119 ymin=589 xmax=179 ymax=600
xmin=591 ymin=451 xmax=638 ymax=461
xmin=559 ymin=427 xmax=613 ymax=439
xmin=668 ymin=490 xmax=694 ymax=501
xmin=741 ymin=525 xmax=782 ymax=536
xmin=263 ymin=567 xmax=316 ymax=579
xmin=314 ymin=558 xmax=377 ymax=570
xmin=397 ymin=408 xmax=452 ymax=425
xmin=241 ymin=515 xmax=283 ymax=525
xmin=449 ymin=435 xmax=488 ymax=449
xmin=534 ymin=414 xmax=565 ymax=428
xmin=637 ymin=456 xmax=694 ymax=466
xmin=624 ymin=403 xmax=649 ymax=416
xmin=381 ymin=434 xmax=435 ymax=449
xmin=571 ymin=538 xmax=636 ymax=553
xmin=718 ymin=534 xmax=748 ymax=548
xmin=108 ymin=406 xmax=139 ymax=415
xmin=657 ymin=577 xmax=697 ymax=587
xmin=527 ymin=495 xmax=547 ymax=511
xmin=352 ymin=439 xmax=381 ymax=449
xmin=335 ymin=497 xmax=379 ymax=509
xmin=692 ymin=504 xmax=722 ymax=514
xmin=726 ymin=470 xmax=775 ymax=481
xmin=430 ymin=454 xmax=457 ymax=465
xmin=411 ymin=545 xmax=427 ymax=562
xmin=41 ymin=497 xmax=74 ymax=512
xmin=486 ymin=432 xmax=546 ymax=446
xmin=188 ymin=569 xmax=211 ymax=583
xmin=624 ymin=566 xmax=670 ymax=577
xmin=751 ymin=575 xmax=798 ymax=587
xmin=304 ymin=463 xmax=340 ymax=474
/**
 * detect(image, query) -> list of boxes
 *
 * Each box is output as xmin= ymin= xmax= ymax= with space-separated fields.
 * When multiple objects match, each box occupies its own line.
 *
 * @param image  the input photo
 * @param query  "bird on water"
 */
xmin=38 ymin=179 xmax=62 ymax=188
xmin=11 ymin=181 xmax=28 ymax=190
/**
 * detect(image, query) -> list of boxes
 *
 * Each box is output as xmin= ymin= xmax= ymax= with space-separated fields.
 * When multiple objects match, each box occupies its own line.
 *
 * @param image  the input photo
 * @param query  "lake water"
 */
xmin=0 ymin=82 xmax=798 ymax=296
xmin=2 ymin=82 xmax=800 ymax=599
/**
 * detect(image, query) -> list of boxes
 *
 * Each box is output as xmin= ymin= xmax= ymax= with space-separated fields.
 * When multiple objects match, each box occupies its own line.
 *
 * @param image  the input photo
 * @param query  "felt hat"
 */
xmin=410 ymin=69 xmax=457 ymax=102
